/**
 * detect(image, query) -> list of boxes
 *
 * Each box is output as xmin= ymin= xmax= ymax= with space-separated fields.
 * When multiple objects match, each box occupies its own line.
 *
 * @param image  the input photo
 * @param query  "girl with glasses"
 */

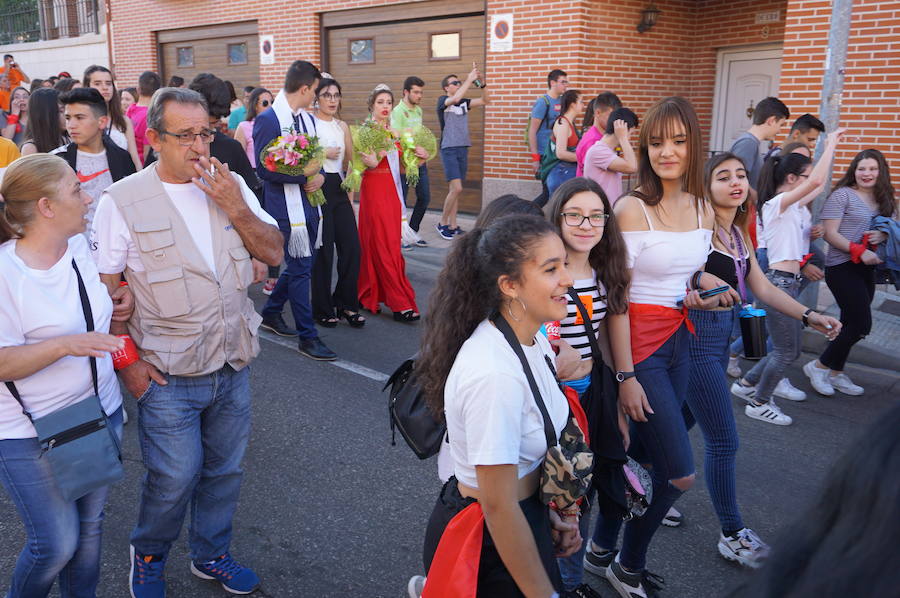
xmin=310 ymin=78 xmax=364 ymax=328
xmin=545 ymin=177 xmax=635 ymax=596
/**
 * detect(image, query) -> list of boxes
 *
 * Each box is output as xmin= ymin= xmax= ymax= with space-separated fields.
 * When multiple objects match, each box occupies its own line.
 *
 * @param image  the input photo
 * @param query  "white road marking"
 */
xmin=258 ymin=330 xmax=390 ymax=383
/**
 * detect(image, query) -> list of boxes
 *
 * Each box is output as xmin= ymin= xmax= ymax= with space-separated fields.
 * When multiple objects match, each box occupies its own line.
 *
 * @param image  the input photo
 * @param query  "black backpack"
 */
xmin=384 ymin=358 xmax=446 ymax=459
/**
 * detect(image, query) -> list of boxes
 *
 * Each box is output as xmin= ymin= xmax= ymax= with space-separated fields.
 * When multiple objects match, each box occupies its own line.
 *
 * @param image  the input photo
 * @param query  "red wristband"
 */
xmin=6 ymin=114 xmax=18 ymax=124
xmin=848 ymin=242 xmax=866 ymax=263
xmin=530 ymin=153 xmax=541 ymax=161
xmin=112 ymin=335 xmax=139 ymax=370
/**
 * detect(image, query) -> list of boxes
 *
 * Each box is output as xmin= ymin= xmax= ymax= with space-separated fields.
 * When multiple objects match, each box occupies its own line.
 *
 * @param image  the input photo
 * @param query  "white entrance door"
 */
xmin=710 ymin=45 xmax=783 ymax=153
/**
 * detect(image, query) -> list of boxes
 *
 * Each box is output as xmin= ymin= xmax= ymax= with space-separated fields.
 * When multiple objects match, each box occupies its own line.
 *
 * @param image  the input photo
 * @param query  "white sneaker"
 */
xmin=773 ymin=378 xmax=806 ymax=401
xmin=661 ymin=506 xmax=683 ymax=527
xmin=745 ymin=399 xmax=792 ymax=426
xmin=717 ymin=528 xmax=770 ymax=569
xmin=407 ymin=575 xmax=425 ymax=598
xmin=726 ymin=355 xmax=742 ymax=378
xmin=730 ymin=380 xmax=756 ymax=403
xmin=803 ymin=360 xmax=835 ymax=396
xmin=829 ymin=372 xmax=864 ymax=396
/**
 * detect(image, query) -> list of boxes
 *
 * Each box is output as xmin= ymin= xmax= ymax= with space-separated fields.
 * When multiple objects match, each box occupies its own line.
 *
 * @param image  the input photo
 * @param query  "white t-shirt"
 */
xmin=90 ymin=172 xmax=277 ymax=276
xmin=760 ymin=192 xmax=811 ymax=265
xmin=0 ymin=235 xmax=122 ymax=439
xmin=50 ymin=146 xmax=115 ymax=234
xmin=444 ymin=319 xmax=569 ymax=489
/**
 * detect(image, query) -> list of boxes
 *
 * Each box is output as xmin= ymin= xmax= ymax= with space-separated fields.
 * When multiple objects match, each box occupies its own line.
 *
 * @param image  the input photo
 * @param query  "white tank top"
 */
xmin=623 ymin=199 xmax=713 ymax=308
xmin=314 ymin=116 xmax=345 ymax=174
xmin=107 ymin=124 xmax=127 ymax=151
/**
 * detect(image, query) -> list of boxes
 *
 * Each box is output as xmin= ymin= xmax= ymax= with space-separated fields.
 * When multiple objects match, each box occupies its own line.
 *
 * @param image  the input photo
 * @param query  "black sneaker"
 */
xmin=583 ymin=544 xmax=618 ymax=576
xmin=298 ymin=337 xmax=337 ymax=361
xmin=565 ymin=583 xmax=604 ymax=598
xmin=606 ymin=556 xmax=665 ymax=598
xmin=261 ymin=314 xmax=298 ymax=337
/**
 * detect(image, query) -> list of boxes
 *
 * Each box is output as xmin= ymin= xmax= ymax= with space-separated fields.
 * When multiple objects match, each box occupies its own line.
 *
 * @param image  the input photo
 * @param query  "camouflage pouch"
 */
xmin=492 ymin=313 xmax=594 ymax=510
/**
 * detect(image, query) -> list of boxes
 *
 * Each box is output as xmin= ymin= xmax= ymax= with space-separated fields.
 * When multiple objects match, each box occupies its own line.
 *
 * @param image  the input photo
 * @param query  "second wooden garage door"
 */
xmin=326 ymin=15 xmax=486 ymax=214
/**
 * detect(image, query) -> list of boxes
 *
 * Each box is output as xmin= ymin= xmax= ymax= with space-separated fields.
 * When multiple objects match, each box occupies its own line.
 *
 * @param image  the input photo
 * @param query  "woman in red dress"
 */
xmin=357 ymin=84 xmax=422 ymax=321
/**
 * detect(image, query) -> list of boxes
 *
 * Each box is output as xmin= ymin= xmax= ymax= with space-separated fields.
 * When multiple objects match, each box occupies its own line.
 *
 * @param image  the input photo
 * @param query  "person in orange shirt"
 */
xmin=0 ymin=55 xmax=30 ymax=92
xmin=0 ymin=73 xmax=9 ymax=112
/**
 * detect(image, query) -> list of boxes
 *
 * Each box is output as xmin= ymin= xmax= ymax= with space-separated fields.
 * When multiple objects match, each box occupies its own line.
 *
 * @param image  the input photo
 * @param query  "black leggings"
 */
xmin=819 ymin=261 xmax=876 ymax=371
xmin=423 ymin=479 xmax=562 ymax=597
xmin=311 ymin=173 xmax=361 ymax=318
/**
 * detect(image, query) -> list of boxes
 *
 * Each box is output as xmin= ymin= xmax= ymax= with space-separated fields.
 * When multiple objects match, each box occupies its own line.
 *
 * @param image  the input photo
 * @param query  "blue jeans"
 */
xmin=546 ymin=161 xmax=577 ymax=199
xmin=400 ymin=164 xmax=430 ymax=232
xmin=131 ymin=366 xmax=251 ymax=562
xmin=0 ymin=406 xmax=123 ymax=598
xmin=685 ymin=309 xmax=744 ymax=532
xmin=742 ymin=272 xmax=802 ymax=402
xmin=263 ymin=226 xmax=319 ymax=340
xmin=591 ymin=326 xmax=694 ymax=571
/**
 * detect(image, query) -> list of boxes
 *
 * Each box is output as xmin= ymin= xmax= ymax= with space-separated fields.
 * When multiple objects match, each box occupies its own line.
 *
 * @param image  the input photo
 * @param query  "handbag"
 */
xmin=622 ymin=456 xmax=653 ymax=519
xmin=492 ymin=313 xmax=593 ymax=510
xmin=3 ymin=260 xmax=124 ymax=502
xmin=385 ymin=357 xmax=446 ymax=460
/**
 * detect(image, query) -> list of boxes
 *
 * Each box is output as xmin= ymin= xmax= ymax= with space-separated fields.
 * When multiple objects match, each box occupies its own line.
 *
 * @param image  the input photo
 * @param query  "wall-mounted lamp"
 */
xmin=637 ymin=4 xmax=661 ymax=33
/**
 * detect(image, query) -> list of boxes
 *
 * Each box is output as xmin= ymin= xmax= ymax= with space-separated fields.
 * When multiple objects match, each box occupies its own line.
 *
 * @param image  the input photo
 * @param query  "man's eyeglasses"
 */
xmin=260 ymin=100 xmax=270 ymax=107
xmin=159 ymin=129 xmax=216 ymax=146
xmin=561 ymin=212 xmax=609 ymax=227
xmin=447 ymin=80 xmax=462 ymax=87
xmin=318 ymin=92 xmax=342 ymax=101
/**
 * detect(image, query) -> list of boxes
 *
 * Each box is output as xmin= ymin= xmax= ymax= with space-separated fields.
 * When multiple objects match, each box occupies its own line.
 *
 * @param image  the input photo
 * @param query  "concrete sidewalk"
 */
xmin=404 ymin=208 xmax=898 ymax=374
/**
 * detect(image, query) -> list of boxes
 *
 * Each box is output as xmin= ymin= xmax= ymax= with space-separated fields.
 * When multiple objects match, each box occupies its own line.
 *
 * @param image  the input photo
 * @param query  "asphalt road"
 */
xmin=1 ymin=243 xmax=897 ymax=598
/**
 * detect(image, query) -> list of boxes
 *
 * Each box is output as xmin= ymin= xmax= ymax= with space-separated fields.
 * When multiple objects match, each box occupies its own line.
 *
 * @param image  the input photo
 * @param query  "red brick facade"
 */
xmin=109 ymin=0 xmax=898 ymax=204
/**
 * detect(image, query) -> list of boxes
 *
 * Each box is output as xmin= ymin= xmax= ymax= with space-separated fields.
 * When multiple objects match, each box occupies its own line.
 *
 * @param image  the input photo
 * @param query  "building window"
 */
xmin=430 ymin=32 xmax=460 ymax=61
xmin=176 ymin=46 xmax=194 ymax=67
xmin=348 ymin=39 xmax=374 ymax=64
xmin=228 ymin=42 xmax=248 ymax=65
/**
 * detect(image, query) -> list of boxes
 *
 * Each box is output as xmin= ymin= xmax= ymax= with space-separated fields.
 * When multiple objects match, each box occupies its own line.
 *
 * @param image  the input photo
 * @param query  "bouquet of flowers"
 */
xmin=399 ymin=126 xmax=438 ymax=187
xmin=260 ymin=130 xmax=327 ymax=206
xmin=342 ymin=119 xmax=396 ymax=192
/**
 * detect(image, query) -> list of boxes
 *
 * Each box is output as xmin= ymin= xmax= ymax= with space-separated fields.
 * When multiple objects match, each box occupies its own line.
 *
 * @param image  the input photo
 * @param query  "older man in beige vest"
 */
xmin=90 ymin=87 xmax=282 ymax=597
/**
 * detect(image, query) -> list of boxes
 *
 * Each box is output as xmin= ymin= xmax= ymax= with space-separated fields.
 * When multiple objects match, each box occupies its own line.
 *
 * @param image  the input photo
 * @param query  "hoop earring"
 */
xmin=506 ymin=297 xmax=527 ymax=322
xmin=739 ymin=203 xmax=747 ymax=213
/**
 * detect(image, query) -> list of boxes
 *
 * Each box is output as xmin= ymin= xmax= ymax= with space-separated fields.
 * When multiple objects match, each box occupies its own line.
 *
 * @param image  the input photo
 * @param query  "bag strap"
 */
xmin=3 ymin=259 xmax=99 ymax=421
xmin=491 ymin=313 xmax=556 ymax=449
xmin=567 ymin=288 xmax=605 ymax=364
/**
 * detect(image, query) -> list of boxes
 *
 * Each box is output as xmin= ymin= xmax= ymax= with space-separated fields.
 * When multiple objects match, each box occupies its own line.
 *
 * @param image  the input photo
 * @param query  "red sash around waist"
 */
xmin=422 ymin=502 xmax=485 ymax=598
xmin=628 ymin=303 xmax=695 ymax=365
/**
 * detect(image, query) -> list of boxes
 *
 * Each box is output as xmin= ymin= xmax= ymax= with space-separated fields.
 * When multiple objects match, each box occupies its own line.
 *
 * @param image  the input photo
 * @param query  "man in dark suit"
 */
xmin=253 ymin=60 xmax=335 ymax=360
xmin=53 ymin=87 xmax=136 ymax=229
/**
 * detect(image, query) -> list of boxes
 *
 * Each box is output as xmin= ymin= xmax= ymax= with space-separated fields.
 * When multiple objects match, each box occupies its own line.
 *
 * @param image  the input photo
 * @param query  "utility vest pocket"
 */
xmin=139 ymin=319 xmax=204 ymax=374
xmin=228 ymin=245 xmax=253 ymax=290
xmin=145 ymin=266 xmax=191 ymax=318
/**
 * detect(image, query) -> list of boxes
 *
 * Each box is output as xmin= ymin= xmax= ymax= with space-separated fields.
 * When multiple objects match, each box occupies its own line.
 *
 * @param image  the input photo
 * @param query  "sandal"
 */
xmin=340 ymin=310 xmax=366 ymax=328
xmin=316 ymin=315 xmax=339 ymax=328
xmin=392 ymin=310 xmax=420 ymax=322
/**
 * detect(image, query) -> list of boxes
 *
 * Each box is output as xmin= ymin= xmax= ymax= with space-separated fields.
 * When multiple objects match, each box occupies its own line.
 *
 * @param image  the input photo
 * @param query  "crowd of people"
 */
xmin=0 ymin=52 xmax=896 ymax=598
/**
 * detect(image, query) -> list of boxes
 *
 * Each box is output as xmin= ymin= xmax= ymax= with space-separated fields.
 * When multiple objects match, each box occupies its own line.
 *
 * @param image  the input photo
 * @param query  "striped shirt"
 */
xmin=560 ymin=275 xmax=608 ymax=360
xmin=821 ymin=187 xmax=878 ymax=267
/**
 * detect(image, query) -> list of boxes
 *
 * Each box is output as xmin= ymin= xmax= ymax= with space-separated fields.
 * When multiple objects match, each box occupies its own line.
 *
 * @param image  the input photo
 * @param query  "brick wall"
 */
xmin=779 ymin=0 xmax=900 ymax=190
xmin=109 ymin=0 xmax=897 ymax=198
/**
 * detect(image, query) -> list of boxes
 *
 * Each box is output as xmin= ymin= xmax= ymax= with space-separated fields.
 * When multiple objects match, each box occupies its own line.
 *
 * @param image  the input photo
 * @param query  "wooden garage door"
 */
xmin=326 ymin=13 xmax=486 ymax=214
xmin=158 ymin=22 xmax=260 ymax=92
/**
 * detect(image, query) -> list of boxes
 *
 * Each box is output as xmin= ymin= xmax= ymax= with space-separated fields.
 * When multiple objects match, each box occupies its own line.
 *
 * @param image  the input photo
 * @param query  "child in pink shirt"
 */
xmin=583 ymin=108 xmax=638 ymax=205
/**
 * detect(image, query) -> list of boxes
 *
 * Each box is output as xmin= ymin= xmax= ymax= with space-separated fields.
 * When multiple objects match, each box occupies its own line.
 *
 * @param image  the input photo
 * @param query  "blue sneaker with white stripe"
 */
xmin=190 ymin=553 xmax=259 ymax=594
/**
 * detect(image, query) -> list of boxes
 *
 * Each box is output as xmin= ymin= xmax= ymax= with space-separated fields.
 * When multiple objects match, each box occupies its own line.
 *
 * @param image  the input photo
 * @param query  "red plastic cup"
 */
xmin=112 ymin=335 xmax=139 ymax=370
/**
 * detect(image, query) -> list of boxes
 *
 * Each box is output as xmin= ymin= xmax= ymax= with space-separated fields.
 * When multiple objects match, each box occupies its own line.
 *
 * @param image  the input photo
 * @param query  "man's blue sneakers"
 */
xmin=190 ymin=553 xmax=260 ymax=595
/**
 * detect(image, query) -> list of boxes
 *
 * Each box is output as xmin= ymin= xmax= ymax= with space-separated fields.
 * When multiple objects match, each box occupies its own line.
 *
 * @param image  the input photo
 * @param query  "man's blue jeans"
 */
xmin=263 ymin=224 xmax=320 ymax=341
xmin=0 ymin=406 xmax=123 ymax=598
xmin=130 ymin=366 xmax=251 ymax=562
